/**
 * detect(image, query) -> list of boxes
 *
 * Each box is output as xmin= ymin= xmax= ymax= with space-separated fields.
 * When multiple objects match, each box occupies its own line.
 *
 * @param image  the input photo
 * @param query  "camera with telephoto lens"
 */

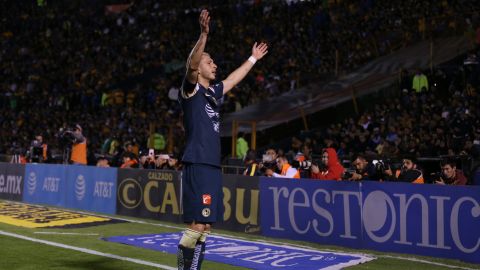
xmin=291 ymin=159 xmax=323 ymax=170
xmin=429 ymin=171 xmax=443 ymax=182
xmin=372 ymin=159 xmax=390 ymax=173
xmin=291 ymin=160 xmax=311 ymax=169
xmin=29 ymin=140 xmax=44 ymax=162
xmin=341 ymin=168 xmax=356 ymax=180
xmin=56 ymin=128 xmax=76 ymax=147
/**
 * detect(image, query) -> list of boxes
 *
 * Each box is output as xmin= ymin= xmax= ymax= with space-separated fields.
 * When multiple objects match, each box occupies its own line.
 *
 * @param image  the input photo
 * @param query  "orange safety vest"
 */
xmin=71 ymin=140 xmax=87 ymax=164
xmin=281 ymin=164 xmax=300 ymax=179
xmin=42 ymin=144 xmax=48 ymax=160
xmin=120 ymin=159 xmax=138 ymax=168
xmin=395 ymin=169 xmax=424 ymax=184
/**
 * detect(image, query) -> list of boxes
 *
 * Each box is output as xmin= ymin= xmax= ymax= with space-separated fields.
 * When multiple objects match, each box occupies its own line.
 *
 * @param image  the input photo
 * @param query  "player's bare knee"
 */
xmin=189 ymin=223 xmax=205 ymax=233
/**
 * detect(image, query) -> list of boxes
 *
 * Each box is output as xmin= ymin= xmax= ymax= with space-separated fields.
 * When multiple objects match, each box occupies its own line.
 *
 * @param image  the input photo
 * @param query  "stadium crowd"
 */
xmin=1 ymin=0 xmax=479 ymax=177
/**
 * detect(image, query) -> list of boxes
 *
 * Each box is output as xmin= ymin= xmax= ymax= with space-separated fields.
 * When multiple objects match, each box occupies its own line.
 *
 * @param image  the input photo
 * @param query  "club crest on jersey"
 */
xmin=205 ymin=103 xmax=220 ymax=133
xmin=202 ymin=194 xmax=212 ymax=205
xmin=202 ymin=208 xmax=211 ymax=217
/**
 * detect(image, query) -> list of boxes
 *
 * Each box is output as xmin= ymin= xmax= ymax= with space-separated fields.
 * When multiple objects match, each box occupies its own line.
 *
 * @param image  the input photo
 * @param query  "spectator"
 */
xmin=155 ymin=154 xmax=169 ymax=170
xmin=139 ymin=150 xmax=156 ymax=169
xmin=147 ymin=130 xmax=166 ymax=152
xmin=164 ymin=154 xmax=182 ymax=171
xmin=310 ymin=148 xmax=345 ymax=181
xmin=236 ymin=132 xmax=249 ymax=159
xmin=412 ymin=69 xmax=429 ymax=93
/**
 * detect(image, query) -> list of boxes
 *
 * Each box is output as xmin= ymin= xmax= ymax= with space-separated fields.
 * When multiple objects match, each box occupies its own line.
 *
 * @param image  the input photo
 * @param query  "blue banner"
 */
xmin=473 ymin=168 xmax=480 ymax=185
xmin=66 ymin=166 xmax=117 ymax=214
xmin=361 ymin=181 xmax=480 ymax=263
xmin=23 ymin=164 xmax=67 ymax=207
xmin=260 ymin=178 xmax=363 ymax=248
xmin=260 ymin=177 xmax=480 ymax=263
xmin=104 ymin=233 xmax=374 ymax=269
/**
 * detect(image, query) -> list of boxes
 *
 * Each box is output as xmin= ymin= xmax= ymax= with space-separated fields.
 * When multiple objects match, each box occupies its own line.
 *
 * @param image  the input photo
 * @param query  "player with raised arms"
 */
xmin=177 ymin=9 xmax=268 ymax=270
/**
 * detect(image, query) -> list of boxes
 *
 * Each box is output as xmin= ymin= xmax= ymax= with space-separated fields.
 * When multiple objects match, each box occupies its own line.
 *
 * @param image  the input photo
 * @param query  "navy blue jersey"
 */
xmin=179 ymin=78 xmax=223 ymax=167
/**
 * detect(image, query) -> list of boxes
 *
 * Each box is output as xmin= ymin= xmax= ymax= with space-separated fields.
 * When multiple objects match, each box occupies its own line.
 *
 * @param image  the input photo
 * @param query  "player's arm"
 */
xmin=185 ymin=10 xmax=210 ymax=84
xmin=222 ymin=42 xmax=268 ymax=95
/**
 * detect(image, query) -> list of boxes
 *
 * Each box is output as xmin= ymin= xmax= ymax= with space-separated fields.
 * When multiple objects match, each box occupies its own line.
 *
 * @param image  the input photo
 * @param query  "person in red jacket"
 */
xmin=310 ymin=148 xmax=345 ymax=180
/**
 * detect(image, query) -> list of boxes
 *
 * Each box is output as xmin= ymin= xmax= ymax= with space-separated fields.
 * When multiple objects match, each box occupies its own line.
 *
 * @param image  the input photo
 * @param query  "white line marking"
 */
xmin=377 ymin=255 xmax=478 ymax=270
xmin=34 ymin=232 xmax=99 ymax=236
xmin=0 ymin=230 xmax=176 ymax=270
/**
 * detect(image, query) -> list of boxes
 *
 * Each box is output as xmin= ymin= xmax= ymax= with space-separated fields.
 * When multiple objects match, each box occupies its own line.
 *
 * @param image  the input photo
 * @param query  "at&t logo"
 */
xmin=27 ymin=172 xmax=37 ymax=195
xmin=75 ymin=174 xmax=86 ymax=201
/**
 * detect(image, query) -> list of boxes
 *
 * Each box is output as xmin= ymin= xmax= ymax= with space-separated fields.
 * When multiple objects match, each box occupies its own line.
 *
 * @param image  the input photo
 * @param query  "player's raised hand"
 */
xmin=252 ymin=42 xmax=268 ymax=60
xmin=199 ymin=9 xmax=210 ymax=34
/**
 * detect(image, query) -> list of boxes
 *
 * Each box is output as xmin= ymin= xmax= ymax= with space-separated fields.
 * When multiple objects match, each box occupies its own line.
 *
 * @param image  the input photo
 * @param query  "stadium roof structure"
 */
xmin=220 ymin=36 xmax=471 ymax=137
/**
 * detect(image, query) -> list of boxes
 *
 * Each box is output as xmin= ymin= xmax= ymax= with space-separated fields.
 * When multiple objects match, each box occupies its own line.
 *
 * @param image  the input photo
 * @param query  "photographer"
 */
xmin=243 ymin=149 xmax=261 ymax=176
xmin=96 ymin=155 xmax=110 ymax=168
xmin=291 ymin=144 xmax=314 ymax=178
xmin=385 ymin=157 xmax=424 ymax=184
xmin=120 ymin=152 xmax=139 ymax=168
xmin=311 ymin=148 xmax=345 ymax=181
xmin=348 ymin=155 xmax=384 ymax=181
xmin=265 ymin=156 xmax=300 ymax=179
xmin=258 ymin=148 xmax=279 ymax=176
xmin=66 ymin=124 xmax=87 ymax=165
xmin=435 ymin=159 xmax=467 ymax=185
xmin=28 ymin=134 xmax=51 ymax=163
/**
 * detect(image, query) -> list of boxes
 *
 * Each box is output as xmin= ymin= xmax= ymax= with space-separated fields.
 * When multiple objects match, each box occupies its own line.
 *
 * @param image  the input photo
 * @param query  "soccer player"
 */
xmin=177 ymin=9 xmax=268 ymax=270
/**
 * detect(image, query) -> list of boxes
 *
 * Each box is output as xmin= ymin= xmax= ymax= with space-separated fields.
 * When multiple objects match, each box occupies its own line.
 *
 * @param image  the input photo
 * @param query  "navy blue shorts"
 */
xmin=181 ymin=163 xmax=224 ymax=223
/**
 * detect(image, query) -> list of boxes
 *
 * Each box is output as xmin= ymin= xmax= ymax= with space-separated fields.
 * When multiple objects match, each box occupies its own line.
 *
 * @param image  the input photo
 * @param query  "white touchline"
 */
xmin=34 ymin=232 xmax=99 ymax=236
xmin=377 ymin=255 xmax=478 ymax=270
xmin=0 ymin=230 xmax=176 ymax=270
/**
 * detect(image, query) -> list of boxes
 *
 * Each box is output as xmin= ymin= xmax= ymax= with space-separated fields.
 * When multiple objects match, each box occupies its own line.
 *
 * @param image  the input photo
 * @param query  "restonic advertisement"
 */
xmin=260 ymin=178 xmax=480 ymax=263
